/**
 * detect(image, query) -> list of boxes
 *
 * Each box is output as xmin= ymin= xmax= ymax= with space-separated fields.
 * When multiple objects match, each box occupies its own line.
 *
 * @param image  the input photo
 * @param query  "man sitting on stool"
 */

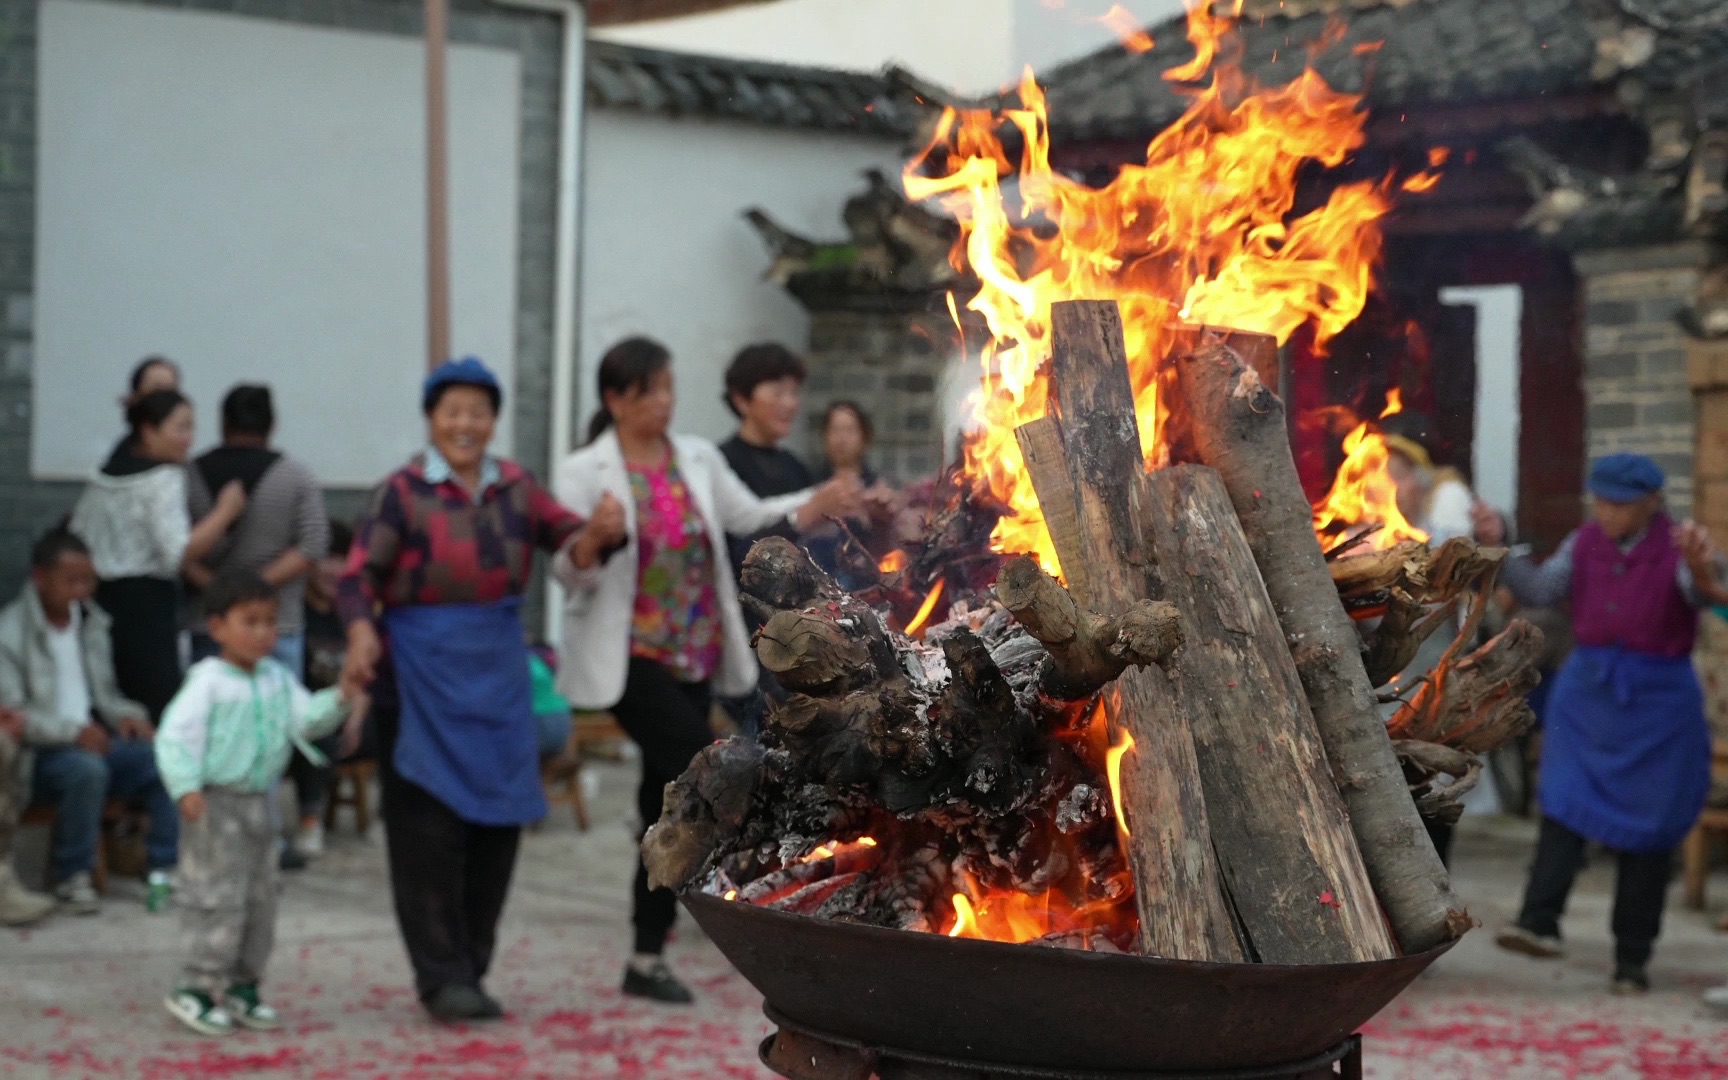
xmin=0 ymin=527 xmax=179 ymax=913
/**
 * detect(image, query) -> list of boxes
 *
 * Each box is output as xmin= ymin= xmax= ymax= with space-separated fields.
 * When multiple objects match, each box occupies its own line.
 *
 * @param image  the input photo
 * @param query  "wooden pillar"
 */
xmin=425 ymin=0 xmax=452 ymax=371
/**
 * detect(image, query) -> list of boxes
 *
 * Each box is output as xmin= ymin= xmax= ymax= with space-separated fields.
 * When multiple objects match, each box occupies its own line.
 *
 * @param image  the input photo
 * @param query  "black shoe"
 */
xmin=1611 ymin=965 xmax=1650 ymax=996
xmin=472 ymin=988 xmax=505 ymax=1020
xmin=424 ymin=984 xmax=502 ymax=1023
xmin=279 ymin=848 xmax=308 ymax=872
xmin=622 ymin=961 xmax=695 ymax=1005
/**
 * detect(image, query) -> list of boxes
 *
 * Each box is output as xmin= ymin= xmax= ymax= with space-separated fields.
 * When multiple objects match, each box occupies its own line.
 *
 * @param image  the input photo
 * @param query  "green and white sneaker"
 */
xmin=164 ymin=989 xmax=235 ymax=1037
xmin=225 ymin=984 xmax=283 ymax=1031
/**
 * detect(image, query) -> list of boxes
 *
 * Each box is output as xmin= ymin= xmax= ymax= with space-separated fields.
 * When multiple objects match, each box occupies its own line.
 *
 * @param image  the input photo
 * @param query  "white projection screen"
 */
xmin=35 ymin=0 xmax=522 ymax=486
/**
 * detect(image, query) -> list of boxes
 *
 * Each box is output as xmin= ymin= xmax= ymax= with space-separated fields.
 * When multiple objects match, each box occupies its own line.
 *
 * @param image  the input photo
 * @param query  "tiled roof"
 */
xmin=588 ymin=0 xmax=770 ymax=27
xmin=584 ymin=41 xmax=922 ymax=137
xmin=1035 ymin=0 xmax=1728 ymax=143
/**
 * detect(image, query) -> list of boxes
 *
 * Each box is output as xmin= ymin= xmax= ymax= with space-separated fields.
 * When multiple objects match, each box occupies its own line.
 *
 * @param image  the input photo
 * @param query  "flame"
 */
xmin=723 ymin=889 xmax=738 ymax=901
xmin=905 ymin=579 xmax=947 ymax=637
xmin=948 ymin=893 xmax=979 ymax=937
xmin=1105 ymin=727 xmax=1135 ymax=839
xmin=878 ymin=550 xmax=908 ymax=574
xmin=905 ymin=0 xmax=1418 ymax=573
xmin=942 ymin=871 xmax=1134 ymax=945
xmin=1310 ymin=389 xmax=1428 ymax=550
xmin=1099 ymin=4 xmax=1156 ymax=52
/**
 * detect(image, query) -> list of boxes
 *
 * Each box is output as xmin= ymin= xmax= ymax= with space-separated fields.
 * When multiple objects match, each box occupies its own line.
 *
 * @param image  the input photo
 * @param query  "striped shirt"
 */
xmin=187 ymin=451 xmax=330 ymax=635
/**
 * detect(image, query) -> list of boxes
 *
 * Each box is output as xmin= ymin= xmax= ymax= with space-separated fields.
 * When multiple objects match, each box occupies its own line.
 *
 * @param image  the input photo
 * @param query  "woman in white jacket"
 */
xmin=69 ymin=390 xmax=245 ymax=720
xmin=554 ymin=337 xmax=857 ymax=1004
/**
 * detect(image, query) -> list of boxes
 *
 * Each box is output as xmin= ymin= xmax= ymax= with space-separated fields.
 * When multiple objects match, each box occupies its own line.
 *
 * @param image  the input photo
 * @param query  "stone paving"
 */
xmin=4 ymin=763 xmax=1728 ymax=1078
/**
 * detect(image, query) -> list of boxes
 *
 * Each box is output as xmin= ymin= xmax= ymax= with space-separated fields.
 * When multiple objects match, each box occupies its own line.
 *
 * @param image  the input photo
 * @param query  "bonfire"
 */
xmin=644 ymin=0 xmax=1540 ymax=968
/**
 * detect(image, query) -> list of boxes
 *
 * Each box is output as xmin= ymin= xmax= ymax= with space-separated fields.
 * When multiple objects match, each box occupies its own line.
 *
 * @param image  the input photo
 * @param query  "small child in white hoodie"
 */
xmin=154 ymin=571 xmax=348 ymax=1037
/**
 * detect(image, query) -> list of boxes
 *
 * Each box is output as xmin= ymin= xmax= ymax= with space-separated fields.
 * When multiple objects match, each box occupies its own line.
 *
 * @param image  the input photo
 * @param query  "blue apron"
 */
xmin=1539 ymin=645 xmax=1710 ymax=852
xmin=384 ymin=597 xmax=546 ymax=826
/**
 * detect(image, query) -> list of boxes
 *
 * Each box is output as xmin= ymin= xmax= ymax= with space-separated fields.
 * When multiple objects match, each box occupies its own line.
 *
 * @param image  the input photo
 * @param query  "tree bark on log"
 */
xmin=1142 ymin=464 xmax=1397 ymax=963
xmin=995 ymin=555 xmax=1183 ymax=701
xmin=1044 ymin=300 xmax=1243 ymax=962
xmin=1174 ymin=329 xmax=1470 ymax=954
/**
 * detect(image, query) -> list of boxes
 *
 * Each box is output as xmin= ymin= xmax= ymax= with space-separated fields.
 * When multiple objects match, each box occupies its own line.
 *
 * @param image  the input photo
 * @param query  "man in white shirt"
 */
xmin=0 ymin=528 xmax=178 ymax=914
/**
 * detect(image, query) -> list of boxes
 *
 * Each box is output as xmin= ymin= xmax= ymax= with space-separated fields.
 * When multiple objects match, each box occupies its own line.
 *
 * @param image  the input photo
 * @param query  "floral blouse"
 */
xmin=627 ymin=455 xmax=722 ymax=683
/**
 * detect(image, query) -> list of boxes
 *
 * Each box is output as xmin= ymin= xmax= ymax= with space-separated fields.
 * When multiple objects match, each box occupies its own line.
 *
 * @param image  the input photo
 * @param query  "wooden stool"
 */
xmin=1681 ymin=742 xmax=1728 ymax=910
xmin=324 ymin=760 xmax=376 ymax=837
xmin=548 ymin=711 xmax=627 ymax=832
xmin=19 ymin=799 xmax=125 ymax=894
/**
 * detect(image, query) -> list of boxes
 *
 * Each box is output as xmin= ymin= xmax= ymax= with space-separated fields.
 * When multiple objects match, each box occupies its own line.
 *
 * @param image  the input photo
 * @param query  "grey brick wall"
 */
xmin=0 ymin=0 xmax=565 ymax=613
xmin=801 ymin=306 xmax=961 ymax=484
xmin=1575 ymin=243 xmax=1709 ymax=519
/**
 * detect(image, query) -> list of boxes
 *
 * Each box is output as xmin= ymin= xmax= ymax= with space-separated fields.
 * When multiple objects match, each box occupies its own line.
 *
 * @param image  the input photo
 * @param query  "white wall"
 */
xmin=35 ymin=0 xmax=521 ymax=486
xmin=1441 ymin=285 xmax=1524 ymax=519
xmin=596 ymin=0 xmax=1185 ymax=94
xmin=579 ymin=110 xmax=903 ymax=443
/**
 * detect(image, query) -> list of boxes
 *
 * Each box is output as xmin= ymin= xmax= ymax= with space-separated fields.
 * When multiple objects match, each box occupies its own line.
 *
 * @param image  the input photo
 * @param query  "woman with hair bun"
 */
xmin=70 ymin=390 xmax=246 ymax=720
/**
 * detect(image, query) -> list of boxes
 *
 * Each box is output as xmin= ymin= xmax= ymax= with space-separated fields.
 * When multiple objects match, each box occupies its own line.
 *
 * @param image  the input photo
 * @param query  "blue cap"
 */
xmin=422 ymin=356 xmax=502 ymax=414
xmin=1588 ymin=453 xmax=1665 ymax=503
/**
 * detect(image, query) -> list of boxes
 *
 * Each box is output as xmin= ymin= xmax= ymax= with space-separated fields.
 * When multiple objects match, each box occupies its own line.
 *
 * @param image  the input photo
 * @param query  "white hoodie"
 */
xmin=69 ymin=465 xmax=190 ymax=580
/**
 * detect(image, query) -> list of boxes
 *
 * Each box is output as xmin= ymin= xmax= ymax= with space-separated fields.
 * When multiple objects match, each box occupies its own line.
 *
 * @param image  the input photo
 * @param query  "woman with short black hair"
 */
xmin=555 ymin=337 xmax=858 ymax=1003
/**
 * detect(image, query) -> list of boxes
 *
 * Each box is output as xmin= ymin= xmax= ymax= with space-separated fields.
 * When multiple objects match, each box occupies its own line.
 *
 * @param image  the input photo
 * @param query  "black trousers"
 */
xmin=610 ymin=658 xmax=714 ymax=956
xmin=1516 ymin=816 xmax=1674 ymax=970
xmin=97 ymin=577 xmax=183 ymax=722
xmin=376 ymin=705 xmax=521 ymax=999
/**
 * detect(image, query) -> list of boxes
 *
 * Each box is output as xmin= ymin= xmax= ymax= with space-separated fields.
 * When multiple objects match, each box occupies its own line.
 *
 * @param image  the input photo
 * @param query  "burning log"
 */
xmin=994 ymin=555 xmax=1181 ymax=701
xmin=1173 ymin=328 xmax=1470 ymax=954
xmin=1042 ymin=300 xmax=1243 ymax=963
xmin=1031 ymin=301 xmax=1391 ymax=964
xmin=1387 ymin=620 xmax=1544 ymax=754
xmin=645 ymin=536 xmax=1160 ymax=947
xmin=1140 ymin=463 xmax=1396 ymax=963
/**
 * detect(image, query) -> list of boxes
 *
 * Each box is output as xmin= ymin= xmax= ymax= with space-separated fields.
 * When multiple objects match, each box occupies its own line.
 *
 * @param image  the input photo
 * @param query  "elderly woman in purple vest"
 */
xmin=1474 ymin=453 xmax=1728 ymax=994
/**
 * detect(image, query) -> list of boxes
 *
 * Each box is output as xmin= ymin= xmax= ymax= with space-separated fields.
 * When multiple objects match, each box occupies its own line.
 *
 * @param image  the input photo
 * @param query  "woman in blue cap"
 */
xmin=336 ymin=357 xmax=624 ymax=1022
xmin=1476 ymin=452 xmax=1727 ymax=993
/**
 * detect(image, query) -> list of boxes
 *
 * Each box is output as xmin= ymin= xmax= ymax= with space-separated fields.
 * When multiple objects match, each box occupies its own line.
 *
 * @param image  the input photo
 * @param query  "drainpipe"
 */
xmin=490 ymin=0 xmax=588 ymax=640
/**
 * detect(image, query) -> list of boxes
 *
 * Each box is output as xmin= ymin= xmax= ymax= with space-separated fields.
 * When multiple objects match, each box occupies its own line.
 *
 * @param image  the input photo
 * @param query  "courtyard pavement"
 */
xmin=4 ymin=761 xmax=1728 ymax=1078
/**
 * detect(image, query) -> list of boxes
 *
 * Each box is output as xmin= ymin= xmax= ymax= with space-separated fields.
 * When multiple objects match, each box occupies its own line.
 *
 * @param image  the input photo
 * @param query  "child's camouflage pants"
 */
xmin=178 ymin=790 xmax=276 ymax=995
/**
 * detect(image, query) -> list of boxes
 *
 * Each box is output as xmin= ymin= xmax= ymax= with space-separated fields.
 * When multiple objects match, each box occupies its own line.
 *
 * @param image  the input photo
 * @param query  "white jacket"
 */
xmin=69 ymin=465 xmax=190 ymax=580
xmin=552 ymin=431 xmax=811 ymax=709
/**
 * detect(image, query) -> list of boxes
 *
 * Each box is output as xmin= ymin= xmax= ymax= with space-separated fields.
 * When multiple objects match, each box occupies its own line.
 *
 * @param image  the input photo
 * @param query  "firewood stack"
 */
xmin=644 ymin=299 xmax=1540 ymax=965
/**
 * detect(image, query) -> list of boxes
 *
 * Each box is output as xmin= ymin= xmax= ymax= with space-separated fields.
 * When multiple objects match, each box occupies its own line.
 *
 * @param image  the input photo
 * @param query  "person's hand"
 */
xmin=572 ymin=492 xmax=628 ymax=569
xmin=341 ymin=621 xmax=382 ymax=698
xmin=339 ymin=694 xmax=369 ymax=759
xmin=114 ymin=713 xmax=154 ymax=742
xmin=1471 ymin=501 xmax=1508 ymax=547
xmin=862 ymin=483 xmax=903 ymax=525
xmin=1680 ymin=520 xmax=1720 ymax=576
xmin=178 ymin=792 xmax=205 ymax=824
xmin=215 ymin=480 xmax=248 ymax=522
xmin=0 ymin=706 xmax=24 ymax=742
xmin=801 ymin=475 xmax=864 ymax=527
xmin=73 ymin=724 xmax=111 ymax=756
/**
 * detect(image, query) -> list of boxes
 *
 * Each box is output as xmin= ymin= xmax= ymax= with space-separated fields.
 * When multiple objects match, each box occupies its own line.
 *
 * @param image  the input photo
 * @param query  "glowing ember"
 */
xmin=1105 ymin=727 xmax=1136 ymax=839
xmin=905 ymin=0 xmax=1431 ymax=573
xmin=723 ymin=889 xmax=738 ymax=901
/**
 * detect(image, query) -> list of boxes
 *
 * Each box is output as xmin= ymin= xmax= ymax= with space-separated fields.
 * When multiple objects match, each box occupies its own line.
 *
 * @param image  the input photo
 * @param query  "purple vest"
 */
xmin=1571 ymin=514 xmax=1698 ymax=658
